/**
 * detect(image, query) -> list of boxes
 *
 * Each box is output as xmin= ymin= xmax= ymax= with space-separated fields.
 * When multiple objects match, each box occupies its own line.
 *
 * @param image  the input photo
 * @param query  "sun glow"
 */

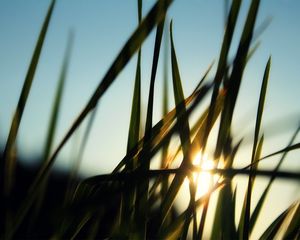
xmin=191 ymin=151 xmax=216 ymax=198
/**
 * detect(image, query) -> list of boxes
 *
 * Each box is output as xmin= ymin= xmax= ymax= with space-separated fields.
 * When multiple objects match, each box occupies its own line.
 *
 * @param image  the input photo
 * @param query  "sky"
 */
xmin=0 ymin=0 xmax=300 ymax=238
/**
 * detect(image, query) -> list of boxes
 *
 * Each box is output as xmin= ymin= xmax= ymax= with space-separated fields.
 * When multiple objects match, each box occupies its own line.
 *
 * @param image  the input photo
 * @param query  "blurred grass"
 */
xmin=1 ymin=0 xmax=299 ymax=239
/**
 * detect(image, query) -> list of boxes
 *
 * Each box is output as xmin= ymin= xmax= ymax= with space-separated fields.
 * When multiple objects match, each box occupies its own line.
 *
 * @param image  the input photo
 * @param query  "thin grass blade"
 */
xmin=249 ymin=124 xmax=300 ymax=233
xmin=8 ymin=1 xmax=174 ymax=237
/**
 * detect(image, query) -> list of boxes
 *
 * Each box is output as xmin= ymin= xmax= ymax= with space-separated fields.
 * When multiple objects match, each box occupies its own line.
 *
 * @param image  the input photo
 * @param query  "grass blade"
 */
xmin=259 ymin=203 xmax=296 ymax=240
xmin=243 ymin=57 xmax=270 ymax=239
xmin=0 ymin=0 xmax=56 ymax=237
xmin=134 ymin=11 xmax=165 ymax=238
xmin=202 ymin=0 xmax=241 ymax=157
xmin=283 ymin=202 xmax=300 ymax=239
xmin=249 ymin=124 xmax=300 ymax=233
xmin=211 ymin=141 xmax=242 ymax=240
xmin=9 ymin=1 xmax=173 ymax=237
xmin=28 ymin=31 xmax=73 ymax=233
xmin=159 ymin=21 xmax=192 ymax=228
xmin=1 ymin=0 xmax=56 ymax=196
xmin=215 ymin=0 xmax=261 ymax=161
xmin=122 ymin=6 xmax=142 ymax=234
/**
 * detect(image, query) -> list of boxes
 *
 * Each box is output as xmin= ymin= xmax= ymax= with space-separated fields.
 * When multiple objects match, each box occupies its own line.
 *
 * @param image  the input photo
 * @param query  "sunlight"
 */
xmin=192 ymin=151 xmax=216 ymax=199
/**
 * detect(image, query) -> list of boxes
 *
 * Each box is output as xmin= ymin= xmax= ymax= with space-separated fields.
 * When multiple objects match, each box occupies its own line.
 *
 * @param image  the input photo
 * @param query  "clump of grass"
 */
xmin=1 ymin=0 xmax=299 ymax=239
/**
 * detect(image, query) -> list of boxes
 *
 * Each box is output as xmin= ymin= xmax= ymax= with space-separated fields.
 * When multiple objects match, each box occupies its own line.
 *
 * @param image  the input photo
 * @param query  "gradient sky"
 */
xmin=0 ymin=0 xmax=300 ymax=238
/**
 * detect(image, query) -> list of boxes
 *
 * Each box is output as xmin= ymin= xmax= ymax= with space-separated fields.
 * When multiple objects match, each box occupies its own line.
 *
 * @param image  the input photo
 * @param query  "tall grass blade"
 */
xmin=160 ymin=23 xmax=170 ymax=201
xmin=122 ymin=1 xmax=142 ymax=233
xmin=203 ymin=0 xmax=241 ymax=155
xmin=243 ymin=57 xmax=270 ymax=239
xmin=215 ymin=0 xmax=260 ymax=160
xmin=283 ymin=202 xmax=300 ymax=239
xmin=1 ymin=0 xmax=56 ymax=196
xmin=29 ymin=31 xmax=73 ymax=233
xmin=113 ymin=83 xmax=211 ymax=175
xmin=260 ymin=142 xmax=300 ymax=160
xmin=259 ymin=203 xmax=296 ymax=240
xmin=9 ymin=1 xmax=173 ymax=237
xmin=159 ymin=21 xmax=192 ymax=229
xmin=0 ymin=0 xmax=56 ymax=237
xmin=211 ymin=140 xmax=241 ymax=240
xmin=134 ymin=11 xmax=165 ymax=238
xmin=159 ymin=87 xmax=223 ymax=227
xmin=249 ymin=124 xmax=300 ymax=233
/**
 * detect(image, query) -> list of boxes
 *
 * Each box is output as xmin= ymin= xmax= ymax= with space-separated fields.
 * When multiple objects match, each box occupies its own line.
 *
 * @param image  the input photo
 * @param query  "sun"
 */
xmin=191 ymin=151 xmax=216 ymax=199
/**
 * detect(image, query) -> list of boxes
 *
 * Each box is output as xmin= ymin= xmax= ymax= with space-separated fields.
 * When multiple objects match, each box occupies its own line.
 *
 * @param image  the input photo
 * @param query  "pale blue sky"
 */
xmin=0 ymin=1 xmax=300 ymax=237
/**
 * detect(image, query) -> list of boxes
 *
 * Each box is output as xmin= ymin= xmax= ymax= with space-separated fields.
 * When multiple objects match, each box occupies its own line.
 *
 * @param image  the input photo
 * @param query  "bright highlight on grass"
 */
xmin=191 ymin=151 xmax=217 ymax=199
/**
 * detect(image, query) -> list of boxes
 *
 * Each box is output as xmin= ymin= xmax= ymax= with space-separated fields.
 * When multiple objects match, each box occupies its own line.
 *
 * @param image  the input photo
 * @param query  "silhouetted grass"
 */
xmin=1 ymin=0 xmax=299 ymax=239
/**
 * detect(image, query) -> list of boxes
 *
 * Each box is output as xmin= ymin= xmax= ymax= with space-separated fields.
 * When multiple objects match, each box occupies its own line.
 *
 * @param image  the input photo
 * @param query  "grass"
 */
xmin=1 ymin=0 xmax=299 ymax=239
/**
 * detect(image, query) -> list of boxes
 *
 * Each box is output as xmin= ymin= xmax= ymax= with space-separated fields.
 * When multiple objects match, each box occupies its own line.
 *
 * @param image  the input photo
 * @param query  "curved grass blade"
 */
xmin=202 ymin=0 xmax=241 ymax=156
xmin=211 ymin=141 xmax=241 ymax=240
xmin=8 ymin=1 xmax=174 ymax=237
xmin=159 ymin=21 xmax=192 ymax=229
xmin=134 ymin=11 xmax=165 ymax=238
xmin=243 ymin=57 xmax=270 ymax=239
xmin=240 ymin=135 xmax=264 ymax=239
xmin=28 ymin=31 xmax=73 ymax=233
xmin=215 ymin=0 xmax=261 ymax=160
xmin=259 ymin=203 xmax=297 ymax=240
xmin=249 ymin=124 xmax=300 ymax=233
xmin=1 ymin=0 xmax=56 ymax=196
xmin=114 ymin=83 xmax=211 ymax=175
xmin=197 ymin=1 xmax=243 ymax=232
xmin=159 ymin=87 xmax=224 ymax=228
xmin=64 ymin=106 xmax=98 ymax=205
xmin=258 ymin=142 xmax=300 ymax=161
xmin=283 ymin=202 xmax=300 ymax=239
xmin=0 ymin=0 xmax=56 ymax=237
xmin=121 ymin=0 xmax=142 ymax=233
xmin=159 ymin=181 xmax=226 ymax=239
xmin=121 ymin=51 xmax=141 ymax=236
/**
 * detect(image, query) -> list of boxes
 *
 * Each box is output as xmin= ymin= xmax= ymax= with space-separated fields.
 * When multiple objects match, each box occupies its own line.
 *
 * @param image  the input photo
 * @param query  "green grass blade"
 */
xmin=169 ymin=21 xmax=191 ymax=155
xmin=251 ymin=57 xmax=270 ymax=165
xmin=259 ymin=204 xmax=294 ymax=240
xmin=8 ymin=1 xmax=173 ymax=237
xmin=211 ymin=141 xmax=241 ymax=239
xmin=122 ymin=36 xmax=141 ymax=240
xmin=260 ymin=142 xmax=300 ymax=161
xmin=64 ymin=107 xmax=98 ymax=205
xmin=249 ymin=125 xmax=300 ymax=233
xmin=202 ymin=0 xmax=241 ymax=156
xmin=121 ymin=0 xmax=143 ymax=236
xmin=133 ymin=14 xmax=165 ymax=239
xmin=28 ymin=31 xmax=73 ymax=233
xmin=138 ymin=0 xmax=142 ymax=23
xmin=159 ymin=181 xmax=225 ymax=239
xmin=159 ymin=87 xmax=223 ymax=227
xmin=127 ymin=52 xmax=142 ymax=157
xmin=36 ymin=0 xmax=173 ymax=194
xmin=283 ymin=202 xmax=300 ymax=239
xmin=243 ymin=57 xmax=270 ymax=239
xmin=239 ymin=135 xmax=264 ymax=239
xmin=215 ymin=0 xmax=261 ymax=161
xmin=159 ymin=21 xmax=192 ymax=228
xmin=113 ymin=83 xmax=211 ymax=175
xmin=160 ymin=23 xmax=170 ymax=200
xmin=1 ymin=0 xmax=56 ymax=196
xmin=0 ymin=1 xmax=56 ymax=237
xmin=44 ymin=32 xmax=73 ymax=163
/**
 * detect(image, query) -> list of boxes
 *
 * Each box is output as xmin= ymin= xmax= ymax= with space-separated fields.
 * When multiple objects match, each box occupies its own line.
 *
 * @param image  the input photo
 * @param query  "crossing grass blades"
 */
xmin=1 ymin=0 xmax=300 ymax=239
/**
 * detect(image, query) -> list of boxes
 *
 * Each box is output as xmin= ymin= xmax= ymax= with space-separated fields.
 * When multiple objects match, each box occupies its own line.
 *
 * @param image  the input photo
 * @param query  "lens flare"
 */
xmin=192 ymin=151 xmax=215 ymax=198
